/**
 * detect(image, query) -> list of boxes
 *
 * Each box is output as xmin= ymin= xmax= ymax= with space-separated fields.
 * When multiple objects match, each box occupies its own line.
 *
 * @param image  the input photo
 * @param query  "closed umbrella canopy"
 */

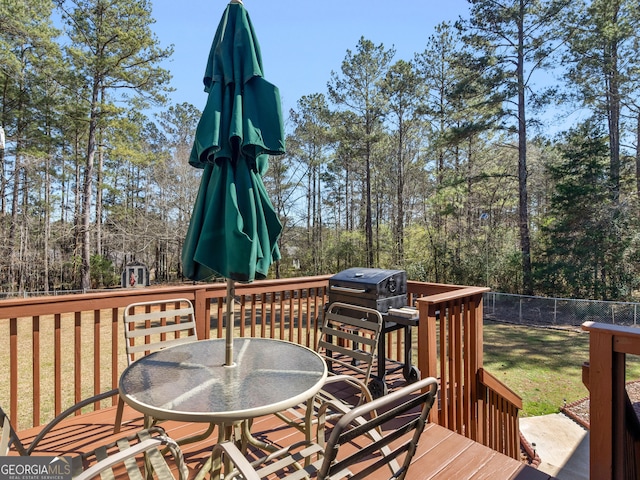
xmin=182 ymin=0 xmax=285 ymax=364
xmin=182 ymin=0 xmax=285 ymax=283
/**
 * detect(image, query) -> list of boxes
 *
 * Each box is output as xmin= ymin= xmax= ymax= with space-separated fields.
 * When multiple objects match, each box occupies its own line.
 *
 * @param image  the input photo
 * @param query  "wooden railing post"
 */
xmin=469 ymin=293 xmax=484 ymax=444
xmin=582 ymin=321 xmax=640 ymax=480
xmin=416 ymin=298 xmax=438 ymax=424
xmin=194 ymin=288 xmax=209 ymax=340
xmin=9 ymin=317 xmax=18 ymax=427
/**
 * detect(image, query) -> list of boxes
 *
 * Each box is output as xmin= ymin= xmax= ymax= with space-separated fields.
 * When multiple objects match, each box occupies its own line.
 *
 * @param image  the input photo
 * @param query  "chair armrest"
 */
xmin=27 ymin=388 xmax=119 ymax=455
xmin=316 ymin=399 xmax=350 ymax=447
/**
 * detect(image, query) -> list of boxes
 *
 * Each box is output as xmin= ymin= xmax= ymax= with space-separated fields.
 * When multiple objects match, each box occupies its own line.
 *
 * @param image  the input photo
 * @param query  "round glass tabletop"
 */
xmin=119 ymin=337 xmax=328 ymax=423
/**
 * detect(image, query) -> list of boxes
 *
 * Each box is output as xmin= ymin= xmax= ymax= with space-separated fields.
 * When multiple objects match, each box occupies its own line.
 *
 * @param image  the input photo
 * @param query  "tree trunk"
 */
xmin=44 ymin=145 xmax=51 ymax=294
xmin=365 ymin=146 xmax=373 ymax=268
xmin=0 ymin=76 xmax=8 ymax=215
xmin=10 ymin=132 xmax=22 ymax=292
xmin=636 ymin=111 xmax=640 ymax=200
xmin=0 ymin=144 xmax=4 ymax=216
xmin=306 ymin=160 xmax=312 ymax=258
xmin=95 ymin=87 xmax=105 ymax=257
xmin=73 ymin=135 xmax=81 ymax=287
xmin=312 ymin=164 xmax=318 ymax=274
xmin=396 ymin=120 xmax=405 ymax=266
xmin=345 ymin=160 xmax=351 ymax=231
xmin=517 ymin=0 xmax=533 ymax=295
xmin=317 ymin=166 xmax=323 ymax=273
xmin=19 ymin=165 xmax=28 ymax=291
xmin=81 ymin=78 xmax=100 ymax=290
xmin=606 ymin=39 xmax=621 ymax=203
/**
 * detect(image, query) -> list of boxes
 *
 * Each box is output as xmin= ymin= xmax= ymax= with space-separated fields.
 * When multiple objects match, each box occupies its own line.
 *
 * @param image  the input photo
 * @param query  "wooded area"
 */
xmin=1 ymin=0 xmax=639 ymax=300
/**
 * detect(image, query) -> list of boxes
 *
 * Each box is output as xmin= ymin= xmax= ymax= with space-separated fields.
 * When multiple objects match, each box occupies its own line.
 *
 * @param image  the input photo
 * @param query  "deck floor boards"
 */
xmin=11 ymin=372 xmax=555 ymax=480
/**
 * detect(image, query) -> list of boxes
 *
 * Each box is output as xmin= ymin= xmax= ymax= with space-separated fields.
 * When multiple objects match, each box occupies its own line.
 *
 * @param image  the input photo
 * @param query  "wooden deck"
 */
xmin=2 ymin=279 xmax=524 ymax=464
xmin=12 ymin=373 xmax=554 ymax=480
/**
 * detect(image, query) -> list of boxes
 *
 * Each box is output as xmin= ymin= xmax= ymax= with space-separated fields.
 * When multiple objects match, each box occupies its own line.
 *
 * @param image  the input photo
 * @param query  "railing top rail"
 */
xmin=408 ymin=280 xmax=485 ymax=290
xmin=478 ymin=368 xmax=523 ymax=408
xmin=231 ymin=275 xmax=331 ymax=294
xmin=583 ymin=320 xmax=640 ymax=356
xmin=0 ymin=286 xmax=207 ymax=318
xmin=413 ymin=285 xmax=490 ymax=305
xmin=0 ymin=284 xmax=206 ymax=307
xmin=0 ymin=276 xmax=333 ymax=318
xmin=582 ymin=321 xmax=640 ymax=339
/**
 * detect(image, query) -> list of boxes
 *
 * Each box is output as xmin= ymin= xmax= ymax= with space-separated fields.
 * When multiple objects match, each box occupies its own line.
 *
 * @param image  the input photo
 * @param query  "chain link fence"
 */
xmin=484 ymin=292 xmax=640 ymax=327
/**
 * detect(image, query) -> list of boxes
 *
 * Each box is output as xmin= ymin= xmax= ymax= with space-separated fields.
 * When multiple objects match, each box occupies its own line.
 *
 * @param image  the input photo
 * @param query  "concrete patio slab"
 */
xmin=519 ymin=413 xmax=589 ymax=480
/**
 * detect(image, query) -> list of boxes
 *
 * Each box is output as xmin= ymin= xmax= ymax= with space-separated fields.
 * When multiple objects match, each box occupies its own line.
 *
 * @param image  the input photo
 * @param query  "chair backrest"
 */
xmin=318 ymin=302 xmax=384 ymax=385
xmin=123 ymin=298 xmax=198 ymax=365
xmin=318 ymin=376 xmax=439 ymax=480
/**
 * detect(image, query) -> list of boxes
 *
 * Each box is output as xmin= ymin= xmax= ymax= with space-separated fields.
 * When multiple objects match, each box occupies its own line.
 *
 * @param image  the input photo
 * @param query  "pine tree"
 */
xmin=538 ymin=120 xmax=639 ymax=299
xmin=57 ymin=0 xmax=173 ymax=289
xmin=328 ymin=37 xmax=395 ymax=268
xmin=459 ymin=0 xmax=569 ymax=294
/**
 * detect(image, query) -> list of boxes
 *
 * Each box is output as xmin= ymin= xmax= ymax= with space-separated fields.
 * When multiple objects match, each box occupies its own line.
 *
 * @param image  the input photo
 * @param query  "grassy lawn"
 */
xmin=482 ymin=319 xmax=640 ymax=417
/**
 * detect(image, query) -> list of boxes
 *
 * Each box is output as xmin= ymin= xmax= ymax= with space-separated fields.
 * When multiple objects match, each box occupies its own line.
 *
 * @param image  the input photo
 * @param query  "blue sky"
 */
xmin=151 ymin=0 xmax=471 ymax=118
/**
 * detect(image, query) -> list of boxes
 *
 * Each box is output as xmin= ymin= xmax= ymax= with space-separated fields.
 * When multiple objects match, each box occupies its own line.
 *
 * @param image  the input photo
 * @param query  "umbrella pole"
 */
xmin=225 ymin=280 xmax=235 ymax=366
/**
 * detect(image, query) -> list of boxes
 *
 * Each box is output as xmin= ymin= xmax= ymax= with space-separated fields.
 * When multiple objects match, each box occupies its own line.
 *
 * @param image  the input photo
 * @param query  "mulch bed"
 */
xmin=560 ymin=380 xmax=640 ymax=429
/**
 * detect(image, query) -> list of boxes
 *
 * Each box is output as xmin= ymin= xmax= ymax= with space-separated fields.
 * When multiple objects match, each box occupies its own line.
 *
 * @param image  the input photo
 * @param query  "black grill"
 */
xmin=327 ymin=268 xmax=420 ymax=397
xmin=328 ymin=267 xmax=407 ymax=313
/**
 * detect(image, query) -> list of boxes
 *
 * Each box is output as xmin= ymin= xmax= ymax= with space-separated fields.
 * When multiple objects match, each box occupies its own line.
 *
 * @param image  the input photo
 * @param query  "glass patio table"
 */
xmin=119 ymin=337 xmax=328 ymax=477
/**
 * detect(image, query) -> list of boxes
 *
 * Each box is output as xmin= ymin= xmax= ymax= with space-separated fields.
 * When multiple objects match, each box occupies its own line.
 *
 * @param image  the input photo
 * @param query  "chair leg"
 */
xmin=113 ymin=396 xmax=125 ymax=434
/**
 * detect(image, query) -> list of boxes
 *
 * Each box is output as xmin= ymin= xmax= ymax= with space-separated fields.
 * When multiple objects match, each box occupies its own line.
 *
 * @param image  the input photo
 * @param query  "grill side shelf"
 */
xmin=386 ymin=307 xmax=419 ymax=326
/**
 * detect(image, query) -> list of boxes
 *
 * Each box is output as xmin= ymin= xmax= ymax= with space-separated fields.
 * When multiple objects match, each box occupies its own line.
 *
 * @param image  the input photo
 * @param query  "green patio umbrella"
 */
xmin=182 ymin=0 xmax=285 ymax=366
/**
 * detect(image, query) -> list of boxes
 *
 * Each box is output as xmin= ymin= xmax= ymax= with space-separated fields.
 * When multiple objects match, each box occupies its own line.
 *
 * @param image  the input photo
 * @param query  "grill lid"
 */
xmin=329 ymin=267 xmax=407 ymax=297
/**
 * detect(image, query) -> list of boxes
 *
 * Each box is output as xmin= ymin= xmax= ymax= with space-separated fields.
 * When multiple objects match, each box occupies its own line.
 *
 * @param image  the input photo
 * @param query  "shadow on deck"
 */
xmin=12 ymin=372 xmax=554 ymax=480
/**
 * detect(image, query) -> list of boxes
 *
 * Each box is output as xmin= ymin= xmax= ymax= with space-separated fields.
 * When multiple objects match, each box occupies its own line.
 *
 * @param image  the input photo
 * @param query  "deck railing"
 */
xmin=581 ymin=321 xmax=640 ymax=479
xmin=410 ymin=282 xmax=522 ymax=457
xmin=0 ymin=276 xmax=522 ymax=459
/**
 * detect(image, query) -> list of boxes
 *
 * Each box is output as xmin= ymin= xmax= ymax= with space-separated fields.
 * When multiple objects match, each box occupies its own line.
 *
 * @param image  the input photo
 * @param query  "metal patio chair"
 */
xmin=274 ymin=302 xmax=384 ymax=439
xmin=113 ymin=298 xmax=211 ymax=436
xmin=1 ymin=408 xmax=188 ymax=480
xmin=1 ymin=389 xmax=118 ymax=457
xmin=212 ymin=376 xmax=439 ymax=480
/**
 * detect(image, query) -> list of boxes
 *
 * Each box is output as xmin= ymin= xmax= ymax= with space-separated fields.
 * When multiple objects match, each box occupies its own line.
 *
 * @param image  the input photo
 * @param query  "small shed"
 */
xmin=122 ymin=262 xmax=149 ymax=288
